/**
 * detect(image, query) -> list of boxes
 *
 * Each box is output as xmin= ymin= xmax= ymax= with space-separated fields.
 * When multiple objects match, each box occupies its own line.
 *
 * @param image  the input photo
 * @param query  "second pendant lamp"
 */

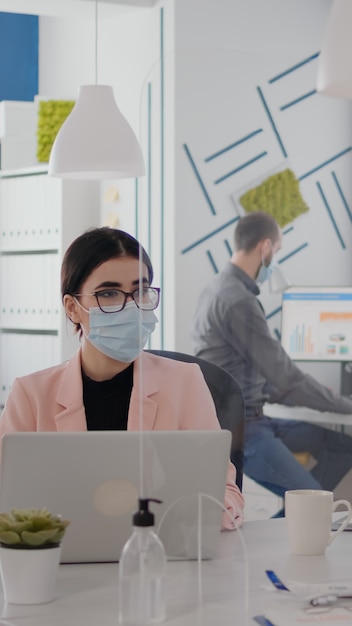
xmin=316 ymin=0 xmax=352 ymax=99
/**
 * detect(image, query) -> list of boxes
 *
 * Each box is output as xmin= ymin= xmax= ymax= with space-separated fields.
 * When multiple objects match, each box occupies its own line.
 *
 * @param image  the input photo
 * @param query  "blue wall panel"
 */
xmin=0 ymin=12 xmax=38 ymax=101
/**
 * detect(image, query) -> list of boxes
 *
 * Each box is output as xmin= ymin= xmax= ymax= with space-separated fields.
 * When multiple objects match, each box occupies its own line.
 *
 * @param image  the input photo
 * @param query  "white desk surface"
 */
xmin=264 ymin=403 xmax=352 ymax=426
xmin=0 ymin=517 xmax=350 ymax=625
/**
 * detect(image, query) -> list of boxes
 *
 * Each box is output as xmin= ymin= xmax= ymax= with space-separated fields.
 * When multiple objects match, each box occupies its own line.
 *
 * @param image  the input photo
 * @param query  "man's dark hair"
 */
xmin=234 ymin=211 xmax=280 ymax=252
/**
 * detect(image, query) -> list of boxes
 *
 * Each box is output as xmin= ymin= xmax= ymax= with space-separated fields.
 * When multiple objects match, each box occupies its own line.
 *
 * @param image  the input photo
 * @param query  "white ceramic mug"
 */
xmin=285 ymin=489 xmax=352 ymax=556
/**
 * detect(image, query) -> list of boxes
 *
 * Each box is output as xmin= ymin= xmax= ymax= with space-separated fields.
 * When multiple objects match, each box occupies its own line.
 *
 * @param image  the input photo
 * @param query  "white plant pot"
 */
xmin=0 ymin=544 xmax=61 ymax=604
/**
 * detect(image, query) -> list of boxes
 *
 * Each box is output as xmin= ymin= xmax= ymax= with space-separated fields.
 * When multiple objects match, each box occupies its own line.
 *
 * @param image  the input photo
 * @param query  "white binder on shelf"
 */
xmin=3 ymin=253 xmax=60 ymax=331
xmin=0 ymin=172 xmax=60 ymax=252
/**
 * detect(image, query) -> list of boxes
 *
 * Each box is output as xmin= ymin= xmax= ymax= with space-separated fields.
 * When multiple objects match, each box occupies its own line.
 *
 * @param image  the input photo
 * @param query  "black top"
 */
xmin=82 ymin=364 xmax=134 ymax=430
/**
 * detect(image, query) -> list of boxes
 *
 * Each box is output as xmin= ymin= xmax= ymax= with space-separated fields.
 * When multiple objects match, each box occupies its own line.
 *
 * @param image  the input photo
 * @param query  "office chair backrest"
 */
xmin=146 ymin=349 xmax=245 ymax=491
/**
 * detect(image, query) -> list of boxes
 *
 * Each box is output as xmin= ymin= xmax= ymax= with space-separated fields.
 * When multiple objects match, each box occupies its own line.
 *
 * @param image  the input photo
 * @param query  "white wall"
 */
xmin=38 ymin=0 xmax=352 ymax=390
xmin=173 ymin=0 xmax=352 ymax=358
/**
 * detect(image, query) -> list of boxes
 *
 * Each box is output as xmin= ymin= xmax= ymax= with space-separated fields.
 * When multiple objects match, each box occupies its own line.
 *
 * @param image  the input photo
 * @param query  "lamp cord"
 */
xmin=95 ymin=0 xmax=98 ymax=85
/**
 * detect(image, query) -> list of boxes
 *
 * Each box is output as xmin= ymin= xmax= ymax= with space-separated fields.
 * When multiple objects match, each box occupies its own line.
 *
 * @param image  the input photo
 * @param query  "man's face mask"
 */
xmin=256 ymin=243 xmax=274 ymax=285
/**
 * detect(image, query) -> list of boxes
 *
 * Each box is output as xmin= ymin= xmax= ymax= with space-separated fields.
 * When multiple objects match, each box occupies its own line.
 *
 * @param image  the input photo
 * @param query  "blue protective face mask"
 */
xmin=256 ymin=242 xmax=275 ymax=285
xmin=81 ymin=301 xmax=158 ymax=362
xmin=256 ymin=261 xmax=274 ymax=284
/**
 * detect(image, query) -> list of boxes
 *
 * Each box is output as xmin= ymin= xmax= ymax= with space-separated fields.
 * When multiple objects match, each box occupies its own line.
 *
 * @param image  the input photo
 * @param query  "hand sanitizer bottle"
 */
xmin=118 ymin=498 xmax=166 ymax=624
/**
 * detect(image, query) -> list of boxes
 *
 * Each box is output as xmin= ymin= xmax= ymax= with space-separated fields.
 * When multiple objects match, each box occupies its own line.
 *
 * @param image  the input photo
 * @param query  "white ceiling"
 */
xmin=0 ymin=0 xmax=157 ymax=18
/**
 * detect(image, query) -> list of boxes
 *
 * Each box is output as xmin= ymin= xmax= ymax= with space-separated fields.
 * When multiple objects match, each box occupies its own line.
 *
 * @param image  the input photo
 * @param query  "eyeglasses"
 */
xmin=73 ymin=287 xmax=160 ymax=313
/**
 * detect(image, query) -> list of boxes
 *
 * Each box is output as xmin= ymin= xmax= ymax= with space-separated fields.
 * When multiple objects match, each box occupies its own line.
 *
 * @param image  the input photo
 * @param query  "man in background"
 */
xmin=192 ymin=211 xmax=352 ymax=505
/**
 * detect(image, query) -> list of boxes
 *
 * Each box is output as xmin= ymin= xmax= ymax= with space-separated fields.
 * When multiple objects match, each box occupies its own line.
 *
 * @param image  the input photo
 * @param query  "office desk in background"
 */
xmin=258 ymin=403 xmax=352 ymax=512
xmin=264 ymin=403 xmax=352 ymax=427
xmin=248 ymin=402 xmax=352 ymax=517
xmin=0 ymin=517 xmax=350 ymax=625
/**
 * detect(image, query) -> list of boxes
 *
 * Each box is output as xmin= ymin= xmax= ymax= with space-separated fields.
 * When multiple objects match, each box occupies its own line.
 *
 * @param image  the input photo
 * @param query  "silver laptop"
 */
xmin=0 ymin=430 xmax=232 ymax=563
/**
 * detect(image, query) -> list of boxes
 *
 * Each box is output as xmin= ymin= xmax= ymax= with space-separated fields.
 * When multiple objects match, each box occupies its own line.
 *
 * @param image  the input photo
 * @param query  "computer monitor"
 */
xmin=280 ymin=286 xmax=352 ymax=362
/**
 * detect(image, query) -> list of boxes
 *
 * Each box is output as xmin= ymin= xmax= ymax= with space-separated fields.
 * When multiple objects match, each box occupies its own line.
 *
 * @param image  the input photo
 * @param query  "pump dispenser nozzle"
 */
xmin=133 ymin=498 xmax=163 ymax=527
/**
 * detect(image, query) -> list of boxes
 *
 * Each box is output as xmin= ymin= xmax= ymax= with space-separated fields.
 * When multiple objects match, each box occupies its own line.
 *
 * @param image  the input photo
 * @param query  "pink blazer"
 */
xmin=0 ymin=350 xmax=244 ymax=528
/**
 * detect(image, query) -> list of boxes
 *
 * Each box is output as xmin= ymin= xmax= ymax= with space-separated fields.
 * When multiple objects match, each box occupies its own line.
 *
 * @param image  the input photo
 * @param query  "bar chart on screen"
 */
xmin=280 ymin=287 xmax=352 ymax=362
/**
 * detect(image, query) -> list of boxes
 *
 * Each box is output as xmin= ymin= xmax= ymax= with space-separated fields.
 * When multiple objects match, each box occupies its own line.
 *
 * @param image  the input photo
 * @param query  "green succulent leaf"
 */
xmin=8 ymin=521 xmax=33 ymax=534
xmin=29 ymin=516 xmax=54 ymax=531
xmin=0 ymin=508 xmax=70 ymax=547
xmin=53 ymin=530 xmax=66 ymax=544
xmin=21 ymin=529 xmax=61 ymax=546
xmin=0 ymin=530 xmax=22 ymax=545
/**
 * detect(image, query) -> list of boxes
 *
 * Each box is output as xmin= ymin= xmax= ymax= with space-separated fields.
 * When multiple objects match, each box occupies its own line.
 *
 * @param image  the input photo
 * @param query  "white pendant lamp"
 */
xmin=48 ymin=85 xmax=145 ymax=179
xmin=316 ymin=0 xmax=352 ymax=98
xmin=48 ymin=1 xmax=145 ymax=180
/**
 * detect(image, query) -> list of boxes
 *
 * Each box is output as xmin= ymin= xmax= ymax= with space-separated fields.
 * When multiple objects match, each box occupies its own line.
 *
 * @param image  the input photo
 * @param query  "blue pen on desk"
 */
xmin=265 ymin=569 xmax=290 ymax=591
xmin=253 ymin=616 xmax=276 ymax=626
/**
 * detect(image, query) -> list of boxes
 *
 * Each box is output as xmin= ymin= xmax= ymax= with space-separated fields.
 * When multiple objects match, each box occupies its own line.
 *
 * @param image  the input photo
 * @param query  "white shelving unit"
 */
xmin=0 ymin=166 xmax=100 ymax=408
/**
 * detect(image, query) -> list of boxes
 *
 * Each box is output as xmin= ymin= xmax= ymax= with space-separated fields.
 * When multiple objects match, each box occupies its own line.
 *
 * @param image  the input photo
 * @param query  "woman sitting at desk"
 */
xmin=0 ymin=227 xmax=244 ymax=529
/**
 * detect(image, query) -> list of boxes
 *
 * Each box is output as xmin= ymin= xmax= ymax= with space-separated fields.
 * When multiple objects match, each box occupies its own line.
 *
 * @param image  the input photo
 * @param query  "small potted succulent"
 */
xmin=0 ymin=508 xmax=70 ymax=605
